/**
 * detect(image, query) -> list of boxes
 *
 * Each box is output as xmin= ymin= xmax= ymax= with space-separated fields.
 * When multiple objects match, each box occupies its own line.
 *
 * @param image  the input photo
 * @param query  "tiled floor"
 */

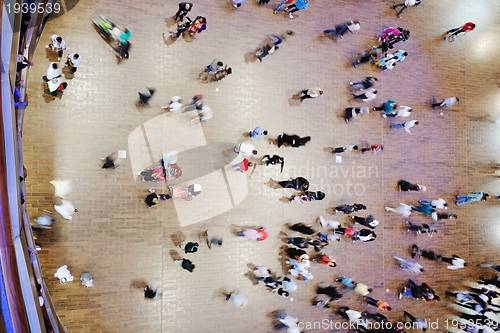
xmin=22 ymin=0 xmax=500 ymax=332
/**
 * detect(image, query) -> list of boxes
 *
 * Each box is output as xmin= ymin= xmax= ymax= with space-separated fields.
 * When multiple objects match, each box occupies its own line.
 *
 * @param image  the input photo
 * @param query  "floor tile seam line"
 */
xmin=140 ymin=123 xmax=156 ymax=165
xmin=79 ymin=0 xmax=106 ymax=25
xmin=381 ymin=114 xmax=387 ymax=302
xmin=221 ymin=168 xmax=235 ymax=208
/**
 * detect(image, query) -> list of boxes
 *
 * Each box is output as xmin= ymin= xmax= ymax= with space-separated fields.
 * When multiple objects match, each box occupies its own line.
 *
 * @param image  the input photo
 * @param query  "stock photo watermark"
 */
xmin=249 ymin=162 xmax=379 ymax=197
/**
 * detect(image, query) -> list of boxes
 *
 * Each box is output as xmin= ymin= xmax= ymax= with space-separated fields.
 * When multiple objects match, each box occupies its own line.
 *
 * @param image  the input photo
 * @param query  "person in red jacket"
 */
xmin=233 ymin=158 xmax=252 ymax=173
xmin=444 ymin=22 xmax=475 ymax=41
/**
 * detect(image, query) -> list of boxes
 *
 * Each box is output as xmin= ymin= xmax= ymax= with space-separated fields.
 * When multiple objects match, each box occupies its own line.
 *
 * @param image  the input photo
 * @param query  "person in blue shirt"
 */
xmin=285 ymin=0 xmax=308 ymax=18
xmin=249 ymin=126 xmax=268 ymax=139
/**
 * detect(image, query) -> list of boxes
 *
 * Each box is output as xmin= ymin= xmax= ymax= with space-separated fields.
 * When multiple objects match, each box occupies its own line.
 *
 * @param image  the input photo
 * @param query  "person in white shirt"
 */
xmin=337 ymin=306 xmax=367 ymax=327
xmin=353 ymin=88 xmax=377 ymax=102
xmin=66 ymin=53 xmax=81 ymax=74
xmin=234 ymin=142 xmax=257 ymax=157
xmin=46 ymin=34 xmax=67 ymax=60
xmin=318 ymin=216 xmax=341 ymax=229
xmin=384 ymin=106 xmax=412 ymax=118
xmin=224 ymin=292 xmax=248 ymax=308
xmin=420 ymin=198 xmax=447 ymax=209
xmin=331 ymin=145 xmax=359 ymax=154
xmin=393 ymin=0 xmax=421 ymax=17
xmin=432 ymin=96 xmax=459 ymax=109
xmin=276 ymin=311 xmax=301 ymax=333
xmin=44 ymin=78 xmax=68 ymax=96
xmin=385 ymin=203 xmax=412 ymax=217
xmin=43 ymin=63 xmax=61 ymax=81
xmin=440 ymin=255 xmax=467 ymax=270
xmin=390 ymin=120 xmax=419 ymax=134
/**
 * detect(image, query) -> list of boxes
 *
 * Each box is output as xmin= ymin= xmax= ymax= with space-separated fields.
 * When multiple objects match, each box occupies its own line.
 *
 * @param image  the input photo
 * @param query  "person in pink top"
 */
xmin=379 ymin=27 xmax=401 ymax=41
xmin=236 ymin=228 xmax=268 ymax=241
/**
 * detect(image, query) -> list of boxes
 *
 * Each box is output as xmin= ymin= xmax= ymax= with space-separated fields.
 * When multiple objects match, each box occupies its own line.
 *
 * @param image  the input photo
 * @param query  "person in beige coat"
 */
xmin=299 ymin=87 xmax=323 ymax=102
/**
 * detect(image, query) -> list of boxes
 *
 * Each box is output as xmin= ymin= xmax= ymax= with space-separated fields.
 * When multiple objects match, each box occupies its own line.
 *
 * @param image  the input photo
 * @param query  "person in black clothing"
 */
xmin=353 ymin=229 xmax=377 ymax=242
xmin=431 ymin=212 xmax=457 ymax=221
xmin=377 ymin=28 xmax=410 ymax=51
xmin=144 ymin=285 xmax=158 ymax=298
xmin=286 ymin=237 xmax=309 ymax=249
xmin=411 ymin=244 xmax=439 ymax=260
xmin=308 ymin=238 xmax=328 ymax=252
xmin=316 ymin=285 xmax=342 ymax=301
xmin=352 ymin=215 xmax=379 ymax=229
xmin=145 ymin=192 xmax=159 ymax=208
xmin=363 ymin=312 xmax=388 ymax=323
xmin=277 ymin=177 xmax=309 ymax=193
xmin=405 ymin=280 xmax=437 ymax=301
xmin=398 ymin=180 xmax=426 ymax=192
xmin=288 ymin=223 xmax=316 ymax=235
xmin=101 ymin=155 xmax=118 ymax=169
xmin=478 ymin=275 xmax=500 ymax=289
xmin=110 ymin=40 xmax=130 ymax=61
xmin=173 ymin=2 xmax=193 ymax=22
xmin=17 ymin=54 xmax=34 ymax=72
xmin=471 ymin=287 xmax=500 ymax=300
xmin=180 ymin=241 xmax=199 ymax=253
xmin=335 ymin=203 xmax=367 ymax=214
xmin=175 ymin=258 xmax=195 ymax=272
xmin=286 ymin=247 xmax=308 ymax=260
xmin=344 ymin=107 xmax=370 ymax=123
xmin=277 ymin=133 xmax=311 ymax=148
xmin=261 ymin=155 xmax=285 ymax=172
xmin=289 ymin=191 xmax=326 ymax=203
xmin=350 ymin=77 xmax=378 ymax=90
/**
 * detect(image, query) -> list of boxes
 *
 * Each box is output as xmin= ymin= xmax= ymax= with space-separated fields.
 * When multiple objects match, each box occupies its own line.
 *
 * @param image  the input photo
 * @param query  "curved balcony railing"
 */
xmin=1 ymin=0 xmax=68 ymax=332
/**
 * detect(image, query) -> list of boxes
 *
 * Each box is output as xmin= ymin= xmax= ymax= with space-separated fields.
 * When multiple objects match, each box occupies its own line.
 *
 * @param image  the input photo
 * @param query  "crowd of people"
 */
xmin=23 ymin=0 xmax=496 ymax=332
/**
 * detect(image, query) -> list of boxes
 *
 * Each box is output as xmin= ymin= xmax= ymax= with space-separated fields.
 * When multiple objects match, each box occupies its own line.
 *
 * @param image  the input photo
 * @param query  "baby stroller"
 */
xmin=169 ymin=184 xmax=202 ymax=201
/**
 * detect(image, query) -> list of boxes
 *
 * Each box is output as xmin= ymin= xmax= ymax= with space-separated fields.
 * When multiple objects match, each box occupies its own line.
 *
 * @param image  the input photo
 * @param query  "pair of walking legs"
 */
xmin=393 ymin=3 xmax=407 ymax=16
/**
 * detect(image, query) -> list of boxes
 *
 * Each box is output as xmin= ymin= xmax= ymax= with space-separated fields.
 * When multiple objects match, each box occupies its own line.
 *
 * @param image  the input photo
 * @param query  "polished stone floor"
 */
xmin=22 ymin=0 xmax=500 ymax=332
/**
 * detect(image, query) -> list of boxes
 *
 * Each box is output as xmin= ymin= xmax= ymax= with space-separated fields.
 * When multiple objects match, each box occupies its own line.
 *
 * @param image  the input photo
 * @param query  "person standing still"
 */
xmin=66 ymin=53 xmax=81 ymax=74
xmin=43 ymin=63 xmax=61 ymax=82
xmin=173 ymin=2 xmax=193 ymax=22
xmin=46 ymin=34 xmax=66 ymax=60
